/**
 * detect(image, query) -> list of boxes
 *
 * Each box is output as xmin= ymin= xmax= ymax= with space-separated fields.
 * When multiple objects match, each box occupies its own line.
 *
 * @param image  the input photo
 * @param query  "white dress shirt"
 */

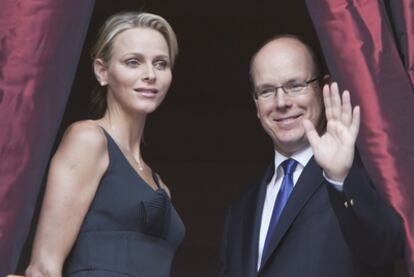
xmin=257 ymin=146 xmax=312 ymax=269
xmin=257 ymin=146 xmax=344 ymax=270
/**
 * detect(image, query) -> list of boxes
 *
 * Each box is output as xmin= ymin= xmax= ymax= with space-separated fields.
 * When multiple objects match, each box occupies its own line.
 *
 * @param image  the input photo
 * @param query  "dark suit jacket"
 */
xmin=219 ymin=155 xmax=405 ymax=277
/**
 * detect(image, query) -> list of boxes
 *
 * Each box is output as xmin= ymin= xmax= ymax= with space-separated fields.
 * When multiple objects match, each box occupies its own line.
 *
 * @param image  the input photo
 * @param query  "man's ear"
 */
xmin=94 ymin=58 xmax=108 ymax=86
xmin=253 ymin=98 xmax=261 ymax=119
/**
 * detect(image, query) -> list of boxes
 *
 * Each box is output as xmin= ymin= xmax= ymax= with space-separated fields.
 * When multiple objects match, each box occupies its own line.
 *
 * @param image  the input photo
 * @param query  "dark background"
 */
xmin=61 ymin=0 xmax=321 ymax=276
xmin=12 ymin=0 xmax=324 ymax=276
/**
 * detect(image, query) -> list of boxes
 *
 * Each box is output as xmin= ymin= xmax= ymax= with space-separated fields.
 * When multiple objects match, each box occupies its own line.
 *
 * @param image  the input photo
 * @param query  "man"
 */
xmin=219 ymin=35 xmax=405 ymax=277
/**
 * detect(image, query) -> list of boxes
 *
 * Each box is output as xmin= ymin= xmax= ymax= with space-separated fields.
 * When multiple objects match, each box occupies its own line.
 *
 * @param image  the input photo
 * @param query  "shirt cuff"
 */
xmin=323 ymin=171 xmax=344 ymax=191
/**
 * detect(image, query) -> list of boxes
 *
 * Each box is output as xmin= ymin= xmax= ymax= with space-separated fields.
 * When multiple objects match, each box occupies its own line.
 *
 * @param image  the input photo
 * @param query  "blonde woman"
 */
xmin=26 ymin=12 xmax=185 ymax=277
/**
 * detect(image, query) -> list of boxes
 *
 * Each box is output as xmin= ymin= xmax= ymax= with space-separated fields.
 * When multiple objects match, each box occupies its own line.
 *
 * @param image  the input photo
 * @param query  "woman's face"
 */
xmin=97 ymin=27 xmax=172 ymax=115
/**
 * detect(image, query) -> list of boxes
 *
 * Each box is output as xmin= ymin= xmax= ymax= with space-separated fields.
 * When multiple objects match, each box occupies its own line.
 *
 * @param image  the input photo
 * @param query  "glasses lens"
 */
xmin=285 ymin=83 xmax=307 ymax=95
xmin=257 ymin=88 xmax=275 ymax=98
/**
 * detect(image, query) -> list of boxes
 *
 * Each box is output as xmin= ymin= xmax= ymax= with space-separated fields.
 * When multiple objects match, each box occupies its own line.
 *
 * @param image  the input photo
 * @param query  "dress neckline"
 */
xmin=100 ymin=127 xmax=162 ymax=193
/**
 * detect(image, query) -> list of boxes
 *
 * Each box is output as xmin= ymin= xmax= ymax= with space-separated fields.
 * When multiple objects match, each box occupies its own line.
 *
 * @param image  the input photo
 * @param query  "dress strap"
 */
xmin=151 ymin=170 xmax=162 ymax=189
xmin=98 ymin=125 xmax=111 ymax=142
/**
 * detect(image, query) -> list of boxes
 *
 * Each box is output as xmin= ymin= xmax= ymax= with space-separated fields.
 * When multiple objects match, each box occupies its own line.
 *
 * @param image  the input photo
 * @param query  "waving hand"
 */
xmin=303 ymin=82 xmax=360 ymax=182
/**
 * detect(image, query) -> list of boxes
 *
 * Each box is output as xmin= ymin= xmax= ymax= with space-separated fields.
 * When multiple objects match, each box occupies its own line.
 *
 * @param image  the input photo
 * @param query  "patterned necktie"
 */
xmin=261 ymin=158 xmax=298 ymax=265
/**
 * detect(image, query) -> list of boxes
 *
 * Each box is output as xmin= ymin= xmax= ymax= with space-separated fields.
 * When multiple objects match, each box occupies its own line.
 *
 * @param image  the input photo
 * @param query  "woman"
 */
xmin=26 ymin=11 xmax=185 ymax=277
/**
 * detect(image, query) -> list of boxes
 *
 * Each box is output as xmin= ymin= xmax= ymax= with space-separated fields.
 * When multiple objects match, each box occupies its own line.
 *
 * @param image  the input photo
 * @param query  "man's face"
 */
xmin=251 ymin=38 xmax=323 ymax=156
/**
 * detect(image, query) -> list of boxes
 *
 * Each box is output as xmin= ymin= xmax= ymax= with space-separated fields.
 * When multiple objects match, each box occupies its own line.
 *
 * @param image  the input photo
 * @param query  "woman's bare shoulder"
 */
xmin=62 ymin=120 xmax=106 ymax=149
xmin=52 ymin=120 xmax=108 ymax=173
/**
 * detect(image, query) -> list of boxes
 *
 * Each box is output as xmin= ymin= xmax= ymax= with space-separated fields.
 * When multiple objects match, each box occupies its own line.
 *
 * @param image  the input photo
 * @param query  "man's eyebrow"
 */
xmin=255 ymin=83 xmax=276 ymax=90
xmin=284 ymin=78 xmax=303 ymax=83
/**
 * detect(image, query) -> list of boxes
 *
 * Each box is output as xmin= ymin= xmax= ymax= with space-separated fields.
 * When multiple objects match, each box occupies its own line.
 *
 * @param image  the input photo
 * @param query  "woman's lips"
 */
xmin=134 ymin=88 xmax=158 ymax=97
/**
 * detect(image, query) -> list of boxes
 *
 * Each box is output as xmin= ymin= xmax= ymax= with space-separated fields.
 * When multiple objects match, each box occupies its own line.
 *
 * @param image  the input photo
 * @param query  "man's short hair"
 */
xmin=249 ymin=34 xmax=326 ymax=87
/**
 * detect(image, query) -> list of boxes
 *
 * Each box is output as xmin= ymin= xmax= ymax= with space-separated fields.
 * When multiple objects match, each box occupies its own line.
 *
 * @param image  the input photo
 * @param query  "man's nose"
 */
xmin=274 ymin=87 xmax=291 ymax=107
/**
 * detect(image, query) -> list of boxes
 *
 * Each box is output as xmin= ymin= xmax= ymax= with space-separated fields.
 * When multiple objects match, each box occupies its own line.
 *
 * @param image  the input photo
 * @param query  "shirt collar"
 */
xmin=274 ymin=145 xmax=313 ymax=172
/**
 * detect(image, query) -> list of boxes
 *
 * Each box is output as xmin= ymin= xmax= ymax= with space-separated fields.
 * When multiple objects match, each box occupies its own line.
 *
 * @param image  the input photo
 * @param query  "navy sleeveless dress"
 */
xmin=63 ymin=130 xmax=185 ymax=277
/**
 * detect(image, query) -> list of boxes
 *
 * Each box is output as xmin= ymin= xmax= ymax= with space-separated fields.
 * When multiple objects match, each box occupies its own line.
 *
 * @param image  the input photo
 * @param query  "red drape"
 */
xmin=306 ymin=0 xmax=414 ymax=276
xmin=387 ymin=0 xmax=414 ymax=86
xmin=0 ymin=0 xmax=95 ymax=275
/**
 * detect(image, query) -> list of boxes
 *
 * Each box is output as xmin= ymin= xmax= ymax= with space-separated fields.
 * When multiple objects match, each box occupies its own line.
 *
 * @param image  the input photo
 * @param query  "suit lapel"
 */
xmin=259 ymin=158 xmax=324 ymax=271
xmin=242 ymin=164 xmax=274 ymax=276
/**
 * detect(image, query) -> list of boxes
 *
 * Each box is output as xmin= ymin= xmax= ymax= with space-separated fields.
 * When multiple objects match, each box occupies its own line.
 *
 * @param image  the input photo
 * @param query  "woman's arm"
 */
xmin=26 ymin=121 xmax=109 ymax=277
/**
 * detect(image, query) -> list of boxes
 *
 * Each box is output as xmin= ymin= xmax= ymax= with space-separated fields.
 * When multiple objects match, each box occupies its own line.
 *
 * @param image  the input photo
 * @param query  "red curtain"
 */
xmin=306 ymin=0 xmax=414 ymax=276
xmin=0 ymin=0 xmax=95 ymax=275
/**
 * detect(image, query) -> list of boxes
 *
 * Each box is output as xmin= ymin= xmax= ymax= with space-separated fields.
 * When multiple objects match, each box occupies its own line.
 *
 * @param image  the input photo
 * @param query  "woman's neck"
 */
xmin=98 ymin=108 xmax=146 ymax=156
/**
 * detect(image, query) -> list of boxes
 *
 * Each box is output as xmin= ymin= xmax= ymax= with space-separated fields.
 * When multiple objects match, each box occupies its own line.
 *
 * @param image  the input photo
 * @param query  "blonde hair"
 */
xmin=91 ymin=11 xmax=178 ymax=67
xmin=90 ymin=12 xmax=178 ymax=117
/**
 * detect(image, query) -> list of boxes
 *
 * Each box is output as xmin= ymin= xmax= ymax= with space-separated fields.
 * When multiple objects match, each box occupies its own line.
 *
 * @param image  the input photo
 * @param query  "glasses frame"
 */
xmin=254 ymin=76 xmax=321 ymax=100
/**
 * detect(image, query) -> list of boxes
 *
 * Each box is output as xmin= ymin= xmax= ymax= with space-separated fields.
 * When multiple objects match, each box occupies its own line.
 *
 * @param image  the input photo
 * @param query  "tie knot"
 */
xmin=281 ymin=159 xmax=298 ymax=176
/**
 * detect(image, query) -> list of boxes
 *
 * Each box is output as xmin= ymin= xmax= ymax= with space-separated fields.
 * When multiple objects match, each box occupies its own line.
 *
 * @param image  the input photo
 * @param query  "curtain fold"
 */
xmin=0 ymin=0 xmax=95 ymax=275
xmin=385 ymin=0 xmax=414 ymax=86
xmin=305 ymin=0 xmax=414 ymax=276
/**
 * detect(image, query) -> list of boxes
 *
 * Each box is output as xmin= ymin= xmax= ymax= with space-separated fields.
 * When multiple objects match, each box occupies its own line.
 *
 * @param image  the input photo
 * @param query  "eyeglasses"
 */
xmin=254 ymin=77 xmax=321 ymax=99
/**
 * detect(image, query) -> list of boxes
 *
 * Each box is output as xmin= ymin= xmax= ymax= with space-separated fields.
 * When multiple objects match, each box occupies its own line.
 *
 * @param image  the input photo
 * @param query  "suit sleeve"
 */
xmin=326 ymin=153 xmax=405 ymax=267
xmin=218 ymin=208 xmax=231 ymax=277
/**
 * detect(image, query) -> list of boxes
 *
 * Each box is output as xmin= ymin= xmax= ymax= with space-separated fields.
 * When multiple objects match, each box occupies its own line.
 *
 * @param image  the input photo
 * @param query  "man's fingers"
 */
xmin=303 ymin=119 xmax=320 ymax=149
xmin=323 ymin=84 xmax=332 ymax=120
xmin=341 ymin=90 xmax=352 ymax=127
xmin=330 ymin=82 xmax=341 ymax=120
xmin=350 ymin=106 xmax=360 ymax=138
